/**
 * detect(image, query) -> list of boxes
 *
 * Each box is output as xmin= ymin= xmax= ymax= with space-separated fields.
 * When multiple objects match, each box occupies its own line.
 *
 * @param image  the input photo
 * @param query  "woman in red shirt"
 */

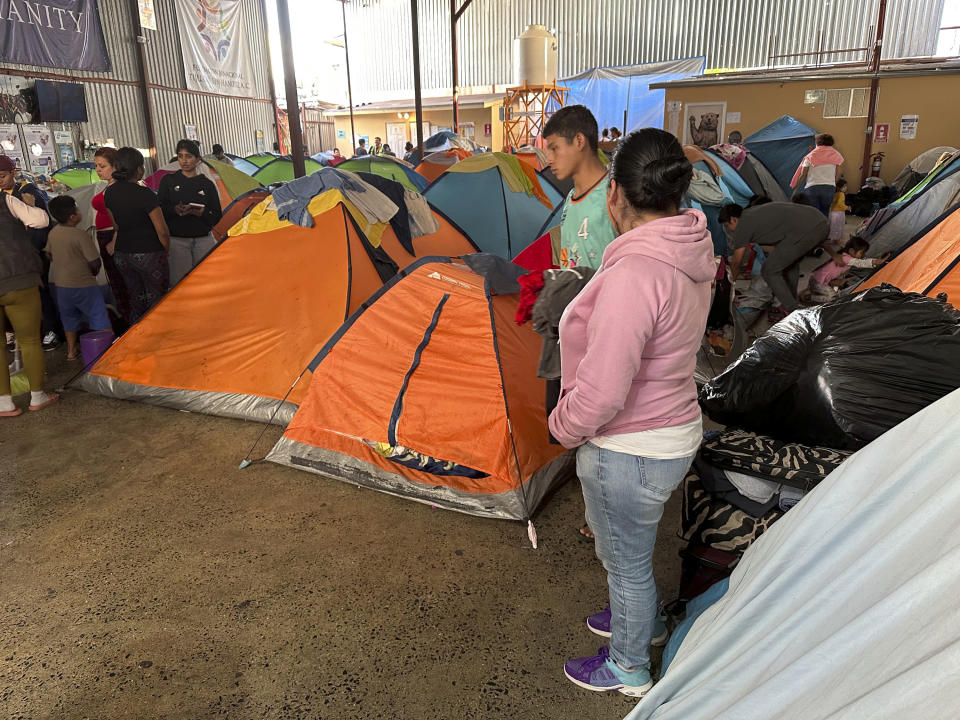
xmin=91 ymin=147 xmax=130 ymax=323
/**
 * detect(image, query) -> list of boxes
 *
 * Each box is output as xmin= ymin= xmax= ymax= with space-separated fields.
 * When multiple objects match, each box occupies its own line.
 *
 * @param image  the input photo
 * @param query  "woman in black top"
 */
xmin=158 ymin=139 xmax=222 ymax=286
xmin=103 ymin=147 xmax=171 ymax=324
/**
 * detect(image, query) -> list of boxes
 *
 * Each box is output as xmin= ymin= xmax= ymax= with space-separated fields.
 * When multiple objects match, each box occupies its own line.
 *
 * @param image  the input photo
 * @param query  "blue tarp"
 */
xmin=558 ymin=57 xmax=706 ymax=134
xmin=744 ymin=116 xmax=818 ymax=195
xmin=425 ymin=167 xmax=561 ymax=259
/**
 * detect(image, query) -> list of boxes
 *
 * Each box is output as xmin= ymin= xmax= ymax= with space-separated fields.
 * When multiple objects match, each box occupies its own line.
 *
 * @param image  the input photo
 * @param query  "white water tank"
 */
xmin=514 ymin=25 xmax=558 ymax=86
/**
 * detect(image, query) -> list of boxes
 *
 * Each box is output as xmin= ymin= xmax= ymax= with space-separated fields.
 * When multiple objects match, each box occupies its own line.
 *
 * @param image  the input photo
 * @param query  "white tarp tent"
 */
xmin=626 ymin=387 xmax=960 ymax=720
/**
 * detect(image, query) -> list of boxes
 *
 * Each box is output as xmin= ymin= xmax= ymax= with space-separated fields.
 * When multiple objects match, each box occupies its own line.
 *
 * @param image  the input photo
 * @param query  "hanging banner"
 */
xmin=174 ymin=0 xmax=256 ymax=99
xmin=0 ymin=0 xmax=111 ymax=71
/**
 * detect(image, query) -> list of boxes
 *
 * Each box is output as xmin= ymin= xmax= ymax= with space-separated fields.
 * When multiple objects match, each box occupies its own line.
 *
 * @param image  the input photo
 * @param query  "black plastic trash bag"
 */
xmin=699 ymin=286 xmax=960 ymax=449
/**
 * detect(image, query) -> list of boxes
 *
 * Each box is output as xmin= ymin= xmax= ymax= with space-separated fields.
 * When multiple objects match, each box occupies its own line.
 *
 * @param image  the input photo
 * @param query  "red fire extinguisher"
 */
xmin=870 ymin=151 xmax=885 ymax=177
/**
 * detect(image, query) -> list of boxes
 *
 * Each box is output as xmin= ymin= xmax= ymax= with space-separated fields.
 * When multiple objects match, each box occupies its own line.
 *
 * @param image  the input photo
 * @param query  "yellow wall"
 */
xmin=331 ymin=105 xmax=499 ymax=155
xmin=663 ymin=73 xmax=959 ymax=185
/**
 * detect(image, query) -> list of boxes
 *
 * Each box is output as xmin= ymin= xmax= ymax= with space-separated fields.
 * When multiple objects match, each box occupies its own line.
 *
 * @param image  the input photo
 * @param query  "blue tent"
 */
xmin=744 ymin=116 xmax=818 ymax=195
xmin=425 ymin=167 xmax=562 ymax=259
xmin=702 ymin=153 xmax=754 ymax=206
xmin=688 ymin=154 xmax=755 ymax=255
xmin=559 ymin=57 xmax=705 ymax=133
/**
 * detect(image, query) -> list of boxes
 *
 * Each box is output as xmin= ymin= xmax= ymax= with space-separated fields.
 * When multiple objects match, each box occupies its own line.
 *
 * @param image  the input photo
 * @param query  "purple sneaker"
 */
xmin=563 ymin=646 xmax=653 ymax=697
xmin=586 ymin=605 xmax=612 ymax=638
xmin=586 ymin=605 xmax=670 ymax=647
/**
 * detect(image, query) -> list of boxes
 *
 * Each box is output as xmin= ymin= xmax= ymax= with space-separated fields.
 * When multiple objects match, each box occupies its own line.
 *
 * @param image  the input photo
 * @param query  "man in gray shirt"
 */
xmin=720 ymin=202 xmax=836 ymax=312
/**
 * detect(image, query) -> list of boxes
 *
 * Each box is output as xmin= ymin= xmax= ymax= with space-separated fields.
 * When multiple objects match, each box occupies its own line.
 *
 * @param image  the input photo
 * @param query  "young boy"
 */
xmin=542 ymin=105 xmax=619 ymax=539
xmin=45 ymin=196 xmax=112 ymax=360
xmin=543 ymin=105 xmax=617 ymax=270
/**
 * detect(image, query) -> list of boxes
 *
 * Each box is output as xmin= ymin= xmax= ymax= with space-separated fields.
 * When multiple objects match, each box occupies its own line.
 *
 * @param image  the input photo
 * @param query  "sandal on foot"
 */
xmin=0 ymin=408 xmax=23 ymax=417
xmin=28 ymin=393 xmax=59 ymax=412
xmin=66 ymin=353 xmax=80 ymax=361
xmin=579 ymin=524 xmax=595 ymax=540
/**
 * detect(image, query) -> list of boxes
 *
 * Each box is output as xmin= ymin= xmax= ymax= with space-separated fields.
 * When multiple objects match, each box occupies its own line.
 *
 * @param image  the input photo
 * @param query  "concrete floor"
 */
xmin=2 ymin=353 xmax=686 ymax=719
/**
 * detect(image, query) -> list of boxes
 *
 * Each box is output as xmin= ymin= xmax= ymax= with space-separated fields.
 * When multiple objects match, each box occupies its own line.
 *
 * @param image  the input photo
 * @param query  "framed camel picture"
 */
xmin=683 ymin=102 xmax=726 ymax=149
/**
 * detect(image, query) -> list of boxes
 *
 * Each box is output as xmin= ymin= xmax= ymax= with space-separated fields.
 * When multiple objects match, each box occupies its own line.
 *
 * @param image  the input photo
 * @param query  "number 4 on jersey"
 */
xmin=578 ymin=217 xmax=589 ymax=240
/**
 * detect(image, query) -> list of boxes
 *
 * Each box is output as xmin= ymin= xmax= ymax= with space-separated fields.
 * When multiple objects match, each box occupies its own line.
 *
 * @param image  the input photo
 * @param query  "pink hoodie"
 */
xmin=548 ymin=209 xmax=715 ymax=449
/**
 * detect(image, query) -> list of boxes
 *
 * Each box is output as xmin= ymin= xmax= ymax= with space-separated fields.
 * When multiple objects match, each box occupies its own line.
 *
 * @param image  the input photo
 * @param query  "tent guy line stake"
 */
xmin=238 ymin=369 xmax=310 ymax=469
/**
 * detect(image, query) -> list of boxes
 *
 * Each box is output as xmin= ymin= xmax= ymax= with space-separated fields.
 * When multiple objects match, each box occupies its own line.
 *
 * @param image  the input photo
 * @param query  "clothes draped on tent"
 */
xmin=447 ymin=152 xmax=553 ymax=208
xmin=229 ymin=181 xmax=397 ymax=248
xmin=356 ymin=171 xmax=439 ymax=255
xmin=269 ymin=168 xmax=393 ymax=229
xmin=709 ymin=144 xmax=746 ymax=170
xmin=404 ymin=189 xmax=440 ymax=240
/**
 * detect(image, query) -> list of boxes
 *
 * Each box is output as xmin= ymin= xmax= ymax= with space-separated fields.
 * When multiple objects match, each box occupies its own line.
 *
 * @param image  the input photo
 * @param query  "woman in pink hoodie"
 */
xmin=552 ymin=128 xmax=715 ymax=697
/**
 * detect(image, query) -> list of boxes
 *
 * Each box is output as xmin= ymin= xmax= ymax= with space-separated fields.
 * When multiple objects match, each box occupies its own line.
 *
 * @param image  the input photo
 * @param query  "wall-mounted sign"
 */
xmin=726 ymin=111 xmax=741 ymax=124
xmin=255 ymin=129 xmax=265 ymax=152
xmin=804 ymin=89 xmax=826 ymax=104
xmin=0 ymin=123 xmax=26 ymax=169
xmin=22 ymin=124 xmax=57 ymax=175
xmin=139 ymin=0 xmax=157 ymax=30
xmin=899 ymin=115 xmax=918 ymax=140
xmin=873 ymin=123 xmax=890 ymax=143
xmin=484 ymin=123 xmax=492 ymax=136
xmin=183 ymin=123 xmax=199 ymax=142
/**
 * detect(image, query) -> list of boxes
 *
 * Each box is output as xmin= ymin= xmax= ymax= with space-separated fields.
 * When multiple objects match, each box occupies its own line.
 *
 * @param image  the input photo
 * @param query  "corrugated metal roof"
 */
xmin=343 ymin=0 xmax=947 ymax=102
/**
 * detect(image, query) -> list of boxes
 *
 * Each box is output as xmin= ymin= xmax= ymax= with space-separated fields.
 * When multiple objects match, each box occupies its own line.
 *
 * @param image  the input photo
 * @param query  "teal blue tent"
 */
xmin=425 ymin=166 xmax=563 ymax=259
xmin=744 ymin=116 xmax=818 ymax=195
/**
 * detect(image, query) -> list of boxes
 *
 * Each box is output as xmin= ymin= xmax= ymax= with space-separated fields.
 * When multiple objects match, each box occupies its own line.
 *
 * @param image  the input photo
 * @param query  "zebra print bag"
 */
xmin=700 ymin=429 xmax=852 ymax=492
xmin=680 ymin=470 xmax=784 ymax=554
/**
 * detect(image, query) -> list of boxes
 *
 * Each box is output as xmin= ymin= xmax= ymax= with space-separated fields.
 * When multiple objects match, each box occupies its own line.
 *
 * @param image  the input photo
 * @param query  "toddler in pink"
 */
xmin=808 ymin=236 xmax=887 ymax=302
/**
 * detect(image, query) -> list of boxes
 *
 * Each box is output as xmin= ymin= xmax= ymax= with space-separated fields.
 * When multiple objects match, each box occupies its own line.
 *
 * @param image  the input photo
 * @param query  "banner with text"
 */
xmin=0 ymin=0 xmax=111 ymax=71
xmin=175 ymin=0 xmax=256 ymax=99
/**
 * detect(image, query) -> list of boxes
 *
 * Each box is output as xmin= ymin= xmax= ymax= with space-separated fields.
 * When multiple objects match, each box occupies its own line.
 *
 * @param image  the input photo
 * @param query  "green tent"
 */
xmin=336 ymin=156 xmax=428 ymax=193
xmin=251 ymin=157 xmax=324 ymax=185
xmin=245 ymin=153 xmax=284 ymax=168
xmin=52 ymin=164 xmax=99 ymax=189
xmin=205 ymin=158 xmax=263 ymax=201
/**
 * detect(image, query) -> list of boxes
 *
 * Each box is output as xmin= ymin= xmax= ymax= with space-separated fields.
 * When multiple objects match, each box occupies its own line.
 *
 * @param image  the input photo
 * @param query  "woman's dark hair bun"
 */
xmin=609 ymin=128 xmax=693 ymax=214
xmin=112 ymin=146 xmax=145 ymax=182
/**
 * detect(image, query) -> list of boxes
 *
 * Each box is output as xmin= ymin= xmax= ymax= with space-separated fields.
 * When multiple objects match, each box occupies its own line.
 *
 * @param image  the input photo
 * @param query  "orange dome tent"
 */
xmin=858 ymin=205 xmax=960 ymax=300
xmin=267 ymin=257 xmax=574 ymax=520
xmin=80 ymin=180 xmax=476 ymax=423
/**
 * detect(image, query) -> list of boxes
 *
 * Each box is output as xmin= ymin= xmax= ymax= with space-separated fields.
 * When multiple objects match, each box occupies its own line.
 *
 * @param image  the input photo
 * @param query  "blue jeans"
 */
xmin=805 ymin=184 xmax=835 ymax=216
xmin=577 ymin=441 xmax=695 ymax=670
